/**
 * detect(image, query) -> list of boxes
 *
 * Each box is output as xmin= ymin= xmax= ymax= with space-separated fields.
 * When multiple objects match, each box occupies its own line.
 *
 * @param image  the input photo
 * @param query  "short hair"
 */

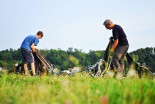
xmin=37 ymin=31 xmax=43 ymax=37
xmin=103 ymin=19 xmax=113 ymax=26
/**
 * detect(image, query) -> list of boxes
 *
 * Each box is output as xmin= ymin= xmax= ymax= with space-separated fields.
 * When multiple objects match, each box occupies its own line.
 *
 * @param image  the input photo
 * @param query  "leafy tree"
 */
xmin=0 ymin=47 xmax=154 ymax=72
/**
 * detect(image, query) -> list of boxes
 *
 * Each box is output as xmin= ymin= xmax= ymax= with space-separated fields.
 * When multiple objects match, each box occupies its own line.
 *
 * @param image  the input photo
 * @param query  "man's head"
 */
xmin=36 ymin=31 xmax=43 ymax=39
xmin=103 ymin=19 xmax=114 ymax=30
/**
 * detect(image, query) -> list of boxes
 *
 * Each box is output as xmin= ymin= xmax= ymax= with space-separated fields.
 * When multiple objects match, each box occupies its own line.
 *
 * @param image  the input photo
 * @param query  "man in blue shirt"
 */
xmin=103 ymin=19 xmax=129 ymax=74
xmin=20 ymin=31 xmax=43 ymax=76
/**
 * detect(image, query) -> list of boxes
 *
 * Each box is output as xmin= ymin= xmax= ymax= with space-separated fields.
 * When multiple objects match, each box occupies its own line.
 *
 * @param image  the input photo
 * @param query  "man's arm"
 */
xmin=31 ymin=43 xmax=36 ymax=52
xmin=111 ymin=39 xmax=118 ymax=52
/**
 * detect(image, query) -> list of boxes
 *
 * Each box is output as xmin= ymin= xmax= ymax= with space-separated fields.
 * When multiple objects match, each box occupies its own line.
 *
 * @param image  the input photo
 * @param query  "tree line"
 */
xmin=0 ymin=47 xmax=154 ymax=72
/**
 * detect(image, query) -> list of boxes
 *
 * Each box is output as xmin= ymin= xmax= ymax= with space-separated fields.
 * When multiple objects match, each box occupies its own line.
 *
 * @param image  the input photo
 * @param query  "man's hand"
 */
xmin=109 ymin=36 xmax=114 ymax=41
xmin=32 ymin=48 xmax=36 ymax=53
xmin=31 ymin=43 xmax=37 ymax=52
xmin=34 ymin=48 xmax=38 ymax=52
xmin=112 ymin=39 xmax=118 ymax=52
xmin=109 ymin=39 xmax=118 ymax=59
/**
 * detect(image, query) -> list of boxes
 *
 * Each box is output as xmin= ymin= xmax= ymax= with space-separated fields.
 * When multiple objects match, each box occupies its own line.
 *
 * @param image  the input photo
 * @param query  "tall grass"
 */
xmin=0 ymin=73 xmax=155 ymax=104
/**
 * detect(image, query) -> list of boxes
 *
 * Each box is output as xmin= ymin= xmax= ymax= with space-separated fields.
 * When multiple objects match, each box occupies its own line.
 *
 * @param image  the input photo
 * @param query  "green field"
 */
xmin=0 ymin=73 xmax=155 ymax=104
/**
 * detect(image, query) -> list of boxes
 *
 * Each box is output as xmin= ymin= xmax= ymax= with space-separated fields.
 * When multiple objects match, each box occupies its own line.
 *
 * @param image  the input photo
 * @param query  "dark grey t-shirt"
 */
xmin=112 ymin=24 xmax=129 ymax=46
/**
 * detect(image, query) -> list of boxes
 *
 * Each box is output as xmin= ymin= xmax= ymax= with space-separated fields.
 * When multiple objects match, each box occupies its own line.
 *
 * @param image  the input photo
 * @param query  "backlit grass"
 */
xmin=0 ymin=73 xmax=155 ymax=104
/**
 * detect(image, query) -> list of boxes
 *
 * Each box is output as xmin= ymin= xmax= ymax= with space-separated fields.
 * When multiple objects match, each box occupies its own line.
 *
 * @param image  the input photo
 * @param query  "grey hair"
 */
xmin=103 ymin=19 xmax=113 ymax=25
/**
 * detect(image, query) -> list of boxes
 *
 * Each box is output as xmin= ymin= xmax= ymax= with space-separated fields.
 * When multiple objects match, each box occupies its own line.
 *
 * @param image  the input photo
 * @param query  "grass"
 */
xmin=0 ymin=73 xmax=155 ymax=104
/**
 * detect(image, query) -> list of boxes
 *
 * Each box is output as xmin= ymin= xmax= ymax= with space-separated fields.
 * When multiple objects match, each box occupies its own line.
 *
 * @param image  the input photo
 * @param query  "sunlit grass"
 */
xmin=0 ymin=73 xmax=155 ymax=104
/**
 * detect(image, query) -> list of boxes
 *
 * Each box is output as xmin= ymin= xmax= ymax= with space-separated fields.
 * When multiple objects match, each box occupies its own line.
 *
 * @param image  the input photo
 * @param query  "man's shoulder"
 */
xmin=27 ymin=35 xmax=35 ymax=38
xmin=113 ymin=24 xmax=123 ymax=31
xmin=26 ymin=35 xmax=38 ymax=40
xmin=114 ymin=24 xmax=122 ymax=29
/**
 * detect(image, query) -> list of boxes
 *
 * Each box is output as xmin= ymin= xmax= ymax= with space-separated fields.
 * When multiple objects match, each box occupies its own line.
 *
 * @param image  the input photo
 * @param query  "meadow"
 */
xmin=0 ymin=73 xmax=155 ymax=104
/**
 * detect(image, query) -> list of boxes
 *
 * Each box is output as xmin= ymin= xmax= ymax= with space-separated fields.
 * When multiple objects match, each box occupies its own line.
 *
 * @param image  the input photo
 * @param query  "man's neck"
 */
xmin=111 ymin=24 xmax=115 ymax=29
xmin=35 ymin=35 xmax=39 ymax=39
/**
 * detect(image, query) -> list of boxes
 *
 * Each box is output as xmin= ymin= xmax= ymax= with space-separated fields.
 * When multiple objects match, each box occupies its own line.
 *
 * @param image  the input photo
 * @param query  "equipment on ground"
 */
xmin=87 ymin=38 xmax=152 ymax=77
xmin=16 ymin=50 xmax=53 ymax=75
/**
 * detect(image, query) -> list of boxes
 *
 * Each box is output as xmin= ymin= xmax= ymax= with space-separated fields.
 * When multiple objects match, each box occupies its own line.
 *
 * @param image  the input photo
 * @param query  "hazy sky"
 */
xmin=0 ymin=0 xmax=155 ymax=53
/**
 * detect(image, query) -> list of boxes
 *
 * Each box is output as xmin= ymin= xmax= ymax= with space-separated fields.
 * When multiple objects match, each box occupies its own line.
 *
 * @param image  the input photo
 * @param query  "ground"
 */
xmin=0 ymin=73 xmax=155 ymax=104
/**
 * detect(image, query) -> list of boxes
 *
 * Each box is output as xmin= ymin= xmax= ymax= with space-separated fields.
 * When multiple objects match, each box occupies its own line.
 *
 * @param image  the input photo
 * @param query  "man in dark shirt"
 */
xmin=103 ymin=19 xmax=129 ymax=73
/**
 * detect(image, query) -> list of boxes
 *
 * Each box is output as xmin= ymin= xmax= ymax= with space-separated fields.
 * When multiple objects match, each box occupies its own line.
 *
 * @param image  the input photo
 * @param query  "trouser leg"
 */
xmin=112 ymin=49 xmax=122 ymax=72
xmin=112 ymin=45 xmax=129 ymax=73
xmin=119 ymin=46 xmax=129 ymax=70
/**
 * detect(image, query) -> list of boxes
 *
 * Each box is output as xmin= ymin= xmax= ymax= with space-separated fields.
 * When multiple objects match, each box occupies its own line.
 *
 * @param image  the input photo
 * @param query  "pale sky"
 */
xmin=0 ymin=0 xmax=155 ymax=53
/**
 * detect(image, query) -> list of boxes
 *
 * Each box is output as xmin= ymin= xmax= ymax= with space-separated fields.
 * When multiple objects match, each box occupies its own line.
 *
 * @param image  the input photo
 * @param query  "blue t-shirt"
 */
xmin=112 ymin=24 xmax=129 ymax=46
xmin=21 ymin=35 xmax=39 ymax=51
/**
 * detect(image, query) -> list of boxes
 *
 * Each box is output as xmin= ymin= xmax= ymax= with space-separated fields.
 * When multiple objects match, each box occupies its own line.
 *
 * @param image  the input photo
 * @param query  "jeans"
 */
xmin=112 ymin=45 xmax=129 ymax=72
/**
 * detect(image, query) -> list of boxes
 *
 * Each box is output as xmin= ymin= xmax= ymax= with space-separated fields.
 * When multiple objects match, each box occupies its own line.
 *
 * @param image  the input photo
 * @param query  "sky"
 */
xmin=0 ymin=0 xmax=155 ymax=53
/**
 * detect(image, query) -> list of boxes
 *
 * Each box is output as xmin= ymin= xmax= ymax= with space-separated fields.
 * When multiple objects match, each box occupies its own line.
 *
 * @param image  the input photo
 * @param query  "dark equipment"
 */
xmin=33 ymin=50 xmax=53 ymax=74
xmin=16 ymin=50 xmax=53 ymax=75
xmin=87 ymin=38 xmax=152 ymax=77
